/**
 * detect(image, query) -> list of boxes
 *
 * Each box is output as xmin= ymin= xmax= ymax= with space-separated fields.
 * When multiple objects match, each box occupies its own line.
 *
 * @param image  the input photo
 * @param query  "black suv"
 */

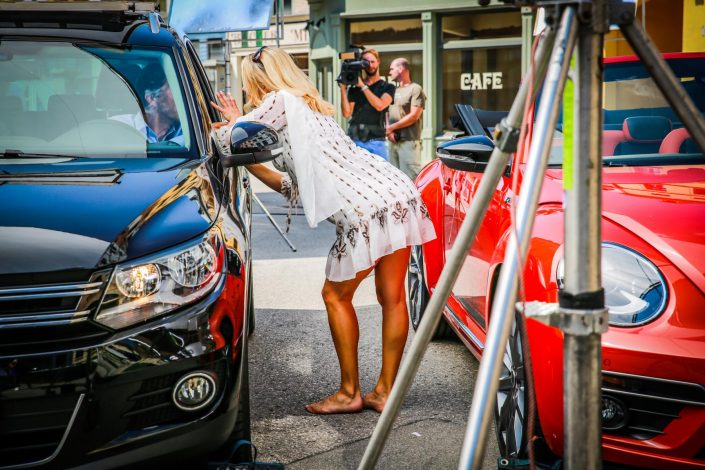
xmin=0 ymin=2 xmax=278 ymax=467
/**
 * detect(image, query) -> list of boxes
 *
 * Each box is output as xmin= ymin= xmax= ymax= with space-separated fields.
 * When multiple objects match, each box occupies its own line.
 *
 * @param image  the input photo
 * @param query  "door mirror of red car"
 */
xmin=220 ymin=121 xmax=283 ymax=168
xmin=436 ymin=135 xmax=494 ymax=173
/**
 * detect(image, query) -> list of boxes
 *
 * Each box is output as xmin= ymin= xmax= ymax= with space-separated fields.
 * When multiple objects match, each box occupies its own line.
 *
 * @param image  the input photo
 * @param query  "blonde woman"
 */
xmin=212 ymin=46 xmax=436 ymax=415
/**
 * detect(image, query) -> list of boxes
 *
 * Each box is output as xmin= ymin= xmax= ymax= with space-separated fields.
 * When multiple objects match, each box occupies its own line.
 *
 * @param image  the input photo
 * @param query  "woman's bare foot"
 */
xmin=362 ymin=390 xmax=388 ymax=413
xmin=304 ymin=391 xmax=363 ymax=415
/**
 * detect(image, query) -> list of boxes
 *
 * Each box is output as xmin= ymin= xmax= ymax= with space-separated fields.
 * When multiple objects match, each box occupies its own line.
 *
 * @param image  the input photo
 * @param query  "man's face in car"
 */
xmin=147 ymin=82 xmax=178 ymax=123
xmin=363 ymin=52 xmax=379 ymax=76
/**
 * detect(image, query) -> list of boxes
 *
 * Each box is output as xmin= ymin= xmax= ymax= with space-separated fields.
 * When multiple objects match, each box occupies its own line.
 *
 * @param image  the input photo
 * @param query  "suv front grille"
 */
xmin=0 ymin=271 xmax=112 ymax=356
xmin=0 ymin=394 xmax=83 ymax=468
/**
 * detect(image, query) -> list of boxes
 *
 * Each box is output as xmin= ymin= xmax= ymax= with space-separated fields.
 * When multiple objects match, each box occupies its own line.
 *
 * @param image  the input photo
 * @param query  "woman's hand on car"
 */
xmin=211 ymin=91 xmax=242 ymax=124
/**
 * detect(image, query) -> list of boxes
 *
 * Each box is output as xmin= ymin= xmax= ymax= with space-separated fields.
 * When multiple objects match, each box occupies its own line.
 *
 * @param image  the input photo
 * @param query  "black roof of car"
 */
xmin=0 ymin=1 xmax=181 ymax=47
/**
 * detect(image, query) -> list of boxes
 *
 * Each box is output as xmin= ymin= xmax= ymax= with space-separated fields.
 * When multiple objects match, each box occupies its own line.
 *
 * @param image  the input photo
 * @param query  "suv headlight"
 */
xmin=557 ymin=243 xmax=668 ymax=327
xmin=95 ymin=230 xmax=224 ymax=329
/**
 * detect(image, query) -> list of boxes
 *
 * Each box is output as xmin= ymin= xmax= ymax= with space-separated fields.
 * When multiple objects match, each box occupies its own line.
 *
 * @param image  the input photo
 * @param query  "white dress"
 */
xmin=216 ymin=90 xmax=436 ymax=282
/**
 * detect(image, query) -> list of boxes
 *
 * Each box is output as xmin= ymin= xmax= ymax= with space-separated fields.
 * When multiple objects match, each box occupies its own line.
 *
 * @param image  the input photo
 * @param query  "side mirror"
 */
xmin=220 ymin=121 xmax=283 ymax=168
xmin=436 ymin=135 xmax=494 ymax=173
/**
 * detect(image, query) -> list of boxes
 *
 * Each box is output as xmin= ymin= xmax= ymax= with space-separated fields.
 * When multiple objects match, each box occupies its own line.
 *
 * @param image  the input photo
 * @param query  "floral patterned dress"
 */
xmin=216 ymin=90 xmax=436 ymax=282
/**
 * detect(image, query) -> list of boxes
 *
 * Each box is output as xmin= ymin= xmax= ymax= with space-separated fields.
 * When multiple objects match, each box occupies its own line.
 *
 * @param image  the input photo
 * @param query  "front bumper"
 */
xmin=529 ymin=320 xmax=705 ymax=469
xmin=0 ymin=274 xmax=247 ymax=469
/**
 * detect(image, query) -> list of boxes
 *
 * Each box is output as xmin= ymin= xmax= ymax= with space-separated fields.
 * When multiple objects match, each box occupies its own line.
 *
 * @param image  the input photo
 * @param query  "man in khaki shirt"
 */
xmin=386 ymin=58 xmax=426 ymax=179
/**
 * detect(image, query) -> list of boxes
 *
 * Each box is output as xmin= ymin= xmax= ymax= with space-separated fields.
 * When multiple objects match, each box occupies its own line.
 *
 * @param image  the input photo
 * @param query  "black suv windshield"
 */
xmin=0 ymin=40 xmax=193 ymax=158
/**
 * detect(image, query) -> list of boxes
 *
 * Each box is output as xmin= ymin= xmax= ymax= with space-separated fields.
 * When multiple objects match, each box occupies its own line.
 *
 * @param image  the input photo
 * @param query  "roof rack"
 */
xmin=0 ymin=1 xmax=158 ymax=13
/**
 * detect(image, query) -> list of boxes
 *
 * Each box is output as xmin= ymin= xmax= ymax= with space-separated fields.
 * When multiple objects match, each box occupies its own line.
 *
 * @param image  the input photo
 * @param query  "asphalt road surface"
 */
xmin=247 ymin=177 xmax=500 ymax=470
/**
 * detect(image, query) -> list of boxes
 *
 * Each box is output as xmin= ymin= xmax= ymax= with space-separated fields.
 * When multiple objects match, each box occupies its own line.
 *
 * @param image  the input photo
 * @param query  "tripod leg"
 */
xmin=252 ymin=192 xmax=297 ymax=252
xmin=357 ymin=19 xmax=559 ymax=470
xmin=459 ymin=7 xmax=578 ymax=470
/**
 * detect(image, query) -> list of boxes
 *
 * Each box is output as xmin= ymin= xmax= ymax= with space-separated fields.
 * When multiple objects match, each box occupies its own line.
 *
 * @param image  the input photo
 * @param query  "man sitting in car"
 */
xmin=112 ymin=63 xmax=184 ymax=145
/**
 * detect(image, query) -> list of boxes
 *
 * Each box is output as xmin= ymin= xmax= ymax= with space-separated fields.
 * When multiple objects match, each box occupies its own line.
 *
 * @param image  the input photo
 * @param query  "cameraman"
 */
xmin=339 ymin=49 xmax=395 ymax=160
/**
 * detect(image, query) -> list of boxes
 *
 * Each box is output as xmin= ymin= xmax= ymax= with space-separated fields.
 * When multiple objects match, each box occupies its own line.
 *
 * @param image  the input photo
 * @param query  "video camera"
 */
xmin=336 ymin=45 xmax=369 ymax=86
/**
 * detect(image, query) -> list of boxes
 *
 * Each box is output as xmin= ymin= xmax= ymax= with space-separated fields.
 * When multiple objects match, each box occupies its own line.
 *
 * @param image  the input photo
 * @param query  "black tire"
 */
xmin=229 ymin=341 xmax=252 ymax=462
xmin=494 ymin=311 xmax=528 ymax=461
xmin=247 ymin=262 xmax=255 ymax=337
xmin=407 ymin=245 xmax=453 ymax=340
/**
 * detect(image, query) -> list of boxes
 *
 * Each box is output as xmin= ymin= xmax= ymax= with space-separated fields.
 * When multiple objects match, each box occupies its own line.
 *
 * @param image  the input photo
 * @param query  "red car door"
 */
xmin=444 ymin=163 xmax=514 ymax=348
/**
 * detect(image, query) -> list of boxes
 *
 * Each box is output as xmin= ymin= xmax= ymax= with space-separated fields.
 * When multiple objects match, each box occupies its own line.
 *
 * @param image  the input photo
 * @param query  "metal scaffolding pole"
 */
xmin=562 ymin=1 xmax=608 ymax=468
xmin=356 ymin=22 xmax=558 ymax=470
xmin=458 ymin=7 xmax=578 ymax=469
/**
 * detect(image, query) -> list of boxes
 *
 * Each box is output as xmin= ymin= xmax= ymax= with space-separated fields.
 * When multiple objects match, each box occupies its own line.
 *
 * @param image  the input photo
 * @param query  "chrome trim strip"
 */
xmin=0 ymin=282 xmax=103 ymax=295
xmin=0 ymin=310 xmax=90 ymax=324
xmin=625 ymin=425 xmax=664 ymax=435
xmin=444 ymin=304 xmax=485 ymax=351
xmin=0 ymin=394 xmax=84 ymax=470
xmin=628 ymin=407 xmax=680 ymax=418
xmin=603 ymin=370 xmax=705 ymax=393
xmin=0 ymin=316 xmax=89 ymax=330
xmin=0 ymin=289 xmax=100 ymax=301
xmin=603 ymin=387 xmax=705 ymax=407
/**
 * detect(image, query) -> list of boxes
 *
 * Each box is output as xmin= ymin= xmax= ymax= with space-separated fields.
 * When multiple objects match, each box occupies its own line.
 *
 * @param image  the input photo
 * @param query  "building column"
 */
xmin=421 ymin=11 xmax=439 ymax=164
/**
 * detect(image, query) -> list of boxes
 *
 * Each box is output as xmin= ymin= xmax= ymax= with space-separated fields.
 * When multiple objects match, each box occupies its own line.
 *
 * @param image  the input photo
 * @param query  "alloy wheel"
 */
xmin=495 ymin=313 xmax=528 ymax=459
xmin=407 ymin=245 xmax=427 ymax=330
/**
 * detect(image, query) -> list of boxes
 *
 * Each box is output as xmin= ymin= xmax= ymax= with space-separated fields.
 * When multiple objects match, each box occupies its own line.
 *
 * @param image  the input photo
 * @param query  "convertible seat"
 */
xmin=602 ymin=129 xmax=625 ymax=156
xmin=614 ymin=116 xmax=672 ymax=155
xmin=659 ymin=127 xmax=699 ymax=154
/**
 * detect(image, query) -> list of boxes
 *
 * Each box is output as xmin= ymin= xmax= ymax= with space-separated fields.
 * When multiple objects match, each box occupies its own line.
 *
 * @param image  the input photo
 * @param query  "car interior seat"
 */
xmin=613 ymin=116 xmax=672 ymax=155
xmin=602 ymin=129 xmax=625 ymax=156
xmin=659 ymin=127 xmax=699 ymax=154
xmin=47 ymin=94 xmax=100 ymax=139
xmin=0 ymin=95 xmax=22 ymax=135
xmin=95 ymin=64 xmax=143 ymax=117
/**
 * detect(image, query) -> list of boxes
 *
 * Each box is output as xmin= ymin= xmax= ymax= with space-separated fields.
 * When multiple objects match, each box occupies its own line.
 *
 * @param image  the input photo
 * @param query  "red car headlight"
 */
xmin=557 ymin=242 xmax=668 ymax=327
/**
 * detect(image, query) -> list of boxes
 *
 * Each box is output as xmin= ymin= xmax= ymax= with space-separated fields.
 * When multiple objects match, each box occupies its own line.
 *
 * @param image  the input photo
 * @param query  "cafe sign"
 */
xmin=460 ymin=72 xmax=503 ymax=91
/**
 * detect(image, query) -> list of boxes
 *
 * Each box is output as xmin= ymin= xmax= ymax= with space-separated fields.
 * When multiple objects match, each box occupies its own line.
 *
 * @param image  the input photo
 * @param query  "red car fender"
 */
xmin=416 ymin=159 xmax=447 ymax=290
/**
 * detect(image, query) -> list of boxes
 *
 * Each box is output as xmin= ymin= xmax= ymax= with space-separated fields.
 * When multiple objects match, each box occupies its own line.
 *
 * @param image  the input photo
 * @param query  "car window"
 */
xmin=0 ymin=40 xmax=195 ymax=158
xmin=546 ymin=56 xmax=705 ymax=166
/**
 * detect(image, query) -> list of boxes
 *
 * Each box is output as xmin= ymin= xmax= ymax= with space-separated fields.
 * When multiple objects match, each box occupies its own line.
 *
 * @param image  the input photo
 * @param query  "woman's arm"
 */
xmin=245 ymin=163 xmax=284 ymax=193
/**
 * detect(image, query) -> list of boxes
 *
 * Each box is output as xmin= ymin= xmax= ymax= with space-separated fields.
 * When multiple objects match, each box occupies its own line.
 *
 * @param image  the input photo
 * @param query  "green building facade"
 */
xmin=307 ymin=0 xmax=533 ymax=162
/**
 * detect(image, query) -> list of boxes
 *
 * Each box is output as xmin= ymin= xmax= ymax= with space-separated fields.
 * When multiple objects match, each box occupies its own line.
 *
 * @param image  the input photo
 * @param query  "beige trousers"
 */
xmin=388 ymin=140 xmax=422 ymax=180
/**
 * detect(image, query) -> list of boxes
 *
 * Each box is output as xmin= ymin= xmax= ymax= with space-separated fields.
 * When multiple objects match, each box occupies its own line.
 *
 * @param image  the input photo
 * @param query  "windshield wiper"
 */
xmin=1 ymin=149 xmax=74 ymax=159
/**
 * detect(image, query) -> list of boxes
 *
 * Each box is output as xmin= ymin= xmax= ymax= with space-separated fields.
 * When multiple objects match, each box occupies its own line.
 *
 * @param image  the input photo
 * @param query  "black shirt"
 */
xmin=347 ymin=79 xmax=396 ymax=139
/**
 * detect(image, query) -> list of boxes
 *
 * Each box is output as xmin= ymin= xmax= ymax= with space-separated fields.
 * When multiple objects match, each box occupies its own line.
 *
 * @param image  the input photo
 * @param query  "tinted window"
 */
xmin=0 ymin=41 xmax=194 ymax=158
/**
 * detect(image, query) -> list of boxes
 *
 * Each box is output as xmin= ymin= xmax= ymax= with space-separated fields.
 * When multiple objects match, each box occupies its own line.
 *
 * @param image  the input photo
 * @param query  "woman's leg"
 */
xmin=305 ymin=266 xmax=374 ymax=414
xmin=364 ymin=246 xmax=411 ymax=413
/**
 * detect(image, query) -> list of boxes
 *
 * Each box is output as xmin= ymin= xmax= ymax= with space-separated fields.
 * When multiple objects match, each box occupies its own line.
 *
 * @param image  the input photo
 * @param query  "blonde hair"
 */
xmin=241 ymin=47 xmax=335 ymax=116
xmin=362 ymin=48 xmax=380 ymax=64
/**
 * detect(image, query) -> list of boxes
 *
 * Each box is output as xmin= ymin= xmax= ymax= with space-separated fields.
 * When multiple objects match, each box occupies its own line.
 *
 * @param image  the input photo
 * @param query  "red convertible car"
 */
xmin=410 ymin=53 xmax=705 ymax=468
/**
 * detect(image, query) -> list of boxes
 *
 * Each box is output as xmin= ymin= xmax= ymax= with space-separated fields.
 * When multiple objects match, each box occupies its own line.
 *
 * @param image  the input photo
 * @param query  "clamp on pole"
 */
xmin=518 ymin=301 xmax=608 ymax=336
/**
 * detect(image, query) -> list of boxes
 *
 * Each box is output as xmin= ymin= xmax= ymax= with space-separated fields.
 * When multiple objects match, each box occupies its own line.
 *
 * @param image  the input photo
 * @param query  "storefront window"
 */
xmin=441 ymin=46 xmax=522 ymax=130
xmin=291 ymin=53 xmax=309 ymax=75
xmin=350 ymin=17 xmax=422 ymax=45
xmin=442 ymin=11 xmax=521 ymax=42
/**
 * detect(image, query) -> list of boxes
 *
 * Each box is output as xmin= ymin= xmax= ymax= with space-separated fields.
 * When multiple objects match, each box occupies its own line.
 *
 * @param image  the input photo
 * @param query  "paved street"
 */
xmin=247 ymin=177 xmax=500 ymax=469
